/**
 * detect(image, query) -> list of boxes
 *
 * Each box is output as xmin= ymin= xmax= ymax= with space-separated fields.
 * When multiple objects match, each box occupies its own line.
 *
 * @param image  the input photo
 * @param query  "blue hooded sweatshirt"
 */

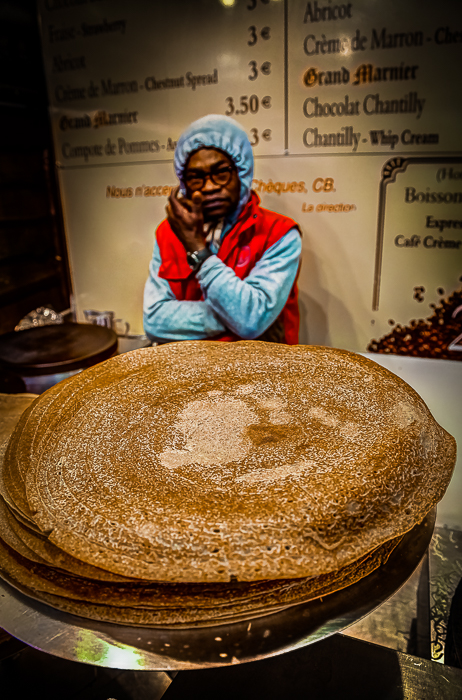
xmin=143 ymin=115 xmax=301 ymax=342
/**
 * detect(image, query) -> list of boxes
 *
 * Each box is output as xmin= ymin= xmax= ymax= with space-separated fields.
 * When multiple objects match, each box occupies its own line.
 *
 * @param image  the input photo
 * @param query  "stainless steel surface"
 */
xmin=343 ymin=556 xmax=425 ymax=653
xmin=0 ymin=511 xmax=435 ymax=671
xmin=117 ymin=334 xmax=152 ymax=354
xmin=430 ymin=527 xmax=462 ymax=663
xmin=22 ymin=369 xmax=82 ymax=395
xmin=162 ymin=635 xmax=462 ymax=700
xmin=395 ymin=651 xmax=462 ymax=700
xmin=346 ymin=526 xmax=462 ymax=662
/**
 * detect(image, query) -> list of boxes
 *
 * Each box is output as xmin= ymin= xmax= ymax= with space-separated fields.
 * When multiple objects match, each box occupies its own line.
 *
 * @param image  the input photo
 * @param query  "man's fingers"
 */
xmin=167 ymin=186 xmax=203 ymax=248
xmin=170 ymin=187 xmax=196 ymax=217
xmin=168 ymin=187 xmax=186 ymax=217
xmin=168 ymin=186 xmax=180 ymax=205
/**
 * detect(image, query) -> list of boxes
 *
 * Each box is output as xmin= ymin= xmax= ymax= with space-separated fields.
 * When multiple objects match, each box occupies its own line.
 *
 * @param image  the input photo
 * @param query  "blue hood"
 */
xmin=174 ymin=115 xmax=254 ymax=228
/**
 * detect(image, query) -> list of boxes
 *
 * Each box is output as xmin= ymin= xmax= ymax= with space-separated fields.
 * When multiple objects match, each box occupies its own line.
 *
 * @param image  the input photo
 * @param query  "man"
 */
xmin=143 ymin=114 xmax=302 ymax=344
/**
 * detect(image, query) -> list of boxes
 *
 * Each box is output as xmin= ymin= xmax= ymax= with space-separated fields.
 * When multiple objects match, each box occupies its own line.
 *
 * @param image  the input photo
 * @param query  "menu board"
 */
xmin=37 ymin=0 xmax=462 ymax=357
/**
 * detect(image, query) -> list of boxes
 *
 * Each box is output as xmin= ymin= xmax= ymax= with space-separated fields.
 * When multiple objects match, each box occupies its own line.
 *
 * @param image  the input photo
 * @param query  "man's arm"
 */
xmin=196 ymin=228 xmax=302 ymax=340
xmin=143 ymin=241 xmax=227 ymax=342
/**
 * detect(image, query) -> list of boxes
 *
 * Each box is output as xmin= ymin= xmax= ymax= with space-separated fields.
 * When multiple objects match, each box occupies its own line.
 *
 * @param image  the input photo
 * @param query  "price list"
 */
xmin=39 ymin=0 xmax=287 ymax=166
xmin=287 ymin=1 xmax=462 ymax=155
xmin=38 ymin=0 xmax=462 ymax=168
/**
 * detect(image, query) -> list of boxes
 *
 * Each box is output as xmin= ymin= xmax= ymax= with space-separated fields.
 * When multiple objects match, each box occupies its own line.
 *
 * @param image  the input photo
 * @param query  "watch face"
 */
xmin=187 ymin=249 xmax=210 ymax=270
xmin=187 ymin=252 xmax=200 ymax=270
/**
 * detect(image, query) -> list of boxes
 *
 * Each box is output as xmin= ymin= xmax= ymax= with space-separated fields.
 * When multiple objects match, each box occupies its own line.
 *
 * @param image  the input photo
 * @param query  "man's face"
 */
xmin=184 ymin=148 xmax=240 ymax=222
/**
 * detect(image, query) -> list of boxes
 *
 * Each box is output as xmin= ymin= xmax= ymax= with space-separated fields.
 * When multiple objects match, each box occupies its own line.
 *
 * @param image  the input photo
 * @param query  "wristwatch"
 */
xmin=186 ymin=247 xmax=213 ymax=272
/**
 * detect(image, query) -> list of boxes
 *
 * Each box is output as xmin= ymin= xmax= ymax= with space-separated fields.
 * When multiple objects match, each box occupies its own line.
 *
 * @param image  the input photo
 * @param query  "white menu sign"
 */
xmin=38 ymin=0 xmax=462 ymax=358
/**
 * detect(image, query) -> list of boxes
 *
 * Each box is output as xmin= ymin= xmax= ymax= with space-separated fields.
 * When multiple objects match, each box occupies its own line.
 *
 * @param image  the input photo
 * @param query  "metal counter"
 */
xmin=0 ymin=352 xmax=460 ymax=697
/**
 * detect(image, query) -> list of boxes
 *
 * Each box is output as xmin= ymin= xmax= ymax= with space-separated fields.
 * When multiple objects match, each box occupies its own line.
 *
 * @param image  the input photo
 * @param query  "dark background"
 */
xmin=0 ymin=0 xmax=71 ymax=334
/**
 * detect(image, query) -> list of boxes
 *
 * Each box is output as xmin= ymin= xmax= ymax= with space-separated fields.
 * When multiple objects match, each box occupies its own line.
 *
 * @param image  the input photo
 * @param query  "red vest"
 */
xmin=156 ymin=192 xmax=301 ymax=344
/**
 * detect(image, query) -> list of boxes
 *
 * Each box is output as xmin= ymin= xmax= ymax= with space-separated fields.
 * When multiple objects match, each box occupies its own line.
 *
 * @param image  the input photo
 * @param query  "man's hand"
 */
xmin=166 ymin=187 xmax=206 ymax=253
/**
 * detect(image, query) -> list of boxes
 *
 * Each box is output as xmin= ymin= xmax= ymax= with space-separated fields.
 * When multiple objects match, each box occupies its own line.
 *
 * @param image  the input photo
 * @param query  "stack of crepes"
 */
xmin=0 ymin=342 xmax=456 ymax=627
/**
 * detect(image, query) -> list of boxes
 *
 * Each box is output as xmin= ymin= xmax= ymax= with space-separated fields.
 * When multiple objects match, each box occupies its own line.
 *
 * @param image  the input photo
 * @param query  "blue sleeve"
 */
xmin=143 ymin=241 xmax=227 ymax=342
xmin=196 ymin=228 xmax=302 ymax=340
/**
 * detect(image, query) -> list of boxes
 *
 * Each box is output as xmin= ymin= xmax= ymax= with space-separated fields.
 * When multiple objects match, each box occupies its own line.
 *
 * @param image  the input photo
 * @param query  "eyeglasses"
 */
xmin=184 ymin=165 xmax=234 ymax=191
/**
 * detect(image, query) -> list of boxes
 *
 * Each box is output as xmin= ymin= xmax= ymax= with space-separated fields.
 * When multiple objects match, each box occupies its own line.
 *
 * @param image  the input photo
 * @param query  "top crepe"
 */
xmin=3 ymin=341 xmax=456 ymax=583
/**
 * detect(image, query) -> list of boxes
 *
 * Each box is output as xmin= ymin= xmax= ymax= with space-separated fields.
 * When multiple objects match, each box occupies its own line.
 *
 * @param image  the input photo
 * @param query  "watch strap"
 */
xmin=186 ymin=247 xmax=212 ymax=271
